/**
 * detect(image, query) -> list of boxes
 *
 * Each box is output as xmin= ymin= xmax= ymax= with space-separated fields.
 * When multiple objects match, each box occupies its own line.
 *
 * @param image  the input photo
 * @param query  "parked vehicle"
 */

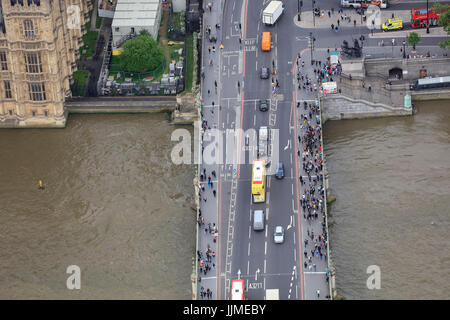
xmin=410 ymin=76 xmax=450 ymax=90
xmin=262 ymin=1 xmax=285 ymax=25
xmin=411 ymin=8 xmax=441 ymax=29
xmin=382 ymin=18 xmax=403 ymax=31
xmin=341 ymin=0 xmax=388 ymax=9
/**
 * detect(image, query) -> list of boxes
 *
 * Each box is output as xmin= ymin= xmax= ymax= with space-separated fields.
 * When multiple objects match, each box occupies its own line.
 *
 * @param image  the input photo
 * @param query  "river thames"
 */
xmin=0 ymin=101 xmax=448 ymax=299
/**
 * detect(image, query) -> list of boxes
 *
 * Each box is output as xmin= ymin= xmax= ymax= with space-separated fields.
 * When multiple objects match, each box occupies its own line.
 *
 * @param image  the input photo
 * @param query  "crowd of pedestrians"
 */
xmin=295 ymin=50 xmax=332 ymax=299
xmin=196 ymin=0 xmax=223 ymax=301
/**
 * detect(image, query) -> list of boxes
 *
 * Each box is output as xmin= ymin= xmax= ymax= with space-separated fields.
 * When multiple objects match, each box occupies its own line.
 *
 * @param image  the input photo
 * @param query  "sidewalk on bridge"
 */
xmin=293 ymin=48 xmax=333 ymax=299
xmin=195 ymin=0 xmax=224 ymax=301
xmin=294 ymin=9 xmax=411 ymax=29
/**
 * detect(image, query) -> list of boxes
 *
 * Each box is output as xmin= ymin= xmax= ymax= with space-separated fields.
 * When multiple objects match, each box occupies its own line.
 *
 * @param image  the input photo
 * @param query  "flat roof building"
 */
xmin=112 ymin=0 xmax=162 ymax=48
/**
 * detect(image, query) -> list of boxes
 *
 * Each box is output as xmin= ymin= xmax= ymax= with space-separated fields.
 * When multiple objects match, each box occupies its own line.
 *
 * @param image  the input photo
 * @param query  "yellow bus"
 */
xmin=252 ymin=159 xmax=266 ymax=203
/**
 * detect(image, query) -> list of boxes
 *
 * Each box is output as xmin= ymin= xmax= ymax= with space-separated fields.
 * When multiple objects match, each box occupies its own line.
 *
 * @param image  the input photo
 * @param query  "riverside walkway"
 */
xmin=65 ymin=96 xmax=177 ymax=113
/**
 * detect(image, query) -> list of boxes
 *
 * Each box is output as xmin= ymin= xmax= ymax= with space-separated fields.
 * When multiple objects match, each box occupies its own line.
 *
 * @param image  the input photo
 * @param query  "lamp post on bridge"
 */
xmin=426 ymin=0 xmax=430 ymax=34
xmin=312 ymin=0 xmax=316 ymax=27
xmin=403 ymin=40 xmax=406 ymax=59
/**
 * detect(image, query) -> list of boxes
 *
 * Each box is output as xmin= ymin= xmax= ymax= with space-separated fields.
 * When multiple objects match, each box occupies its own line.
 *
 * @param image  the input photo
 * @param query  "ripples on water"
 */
xmin=0 ymin=114 xmax=195 ymax=299
xmin=324 ymin=101 xmax=450 ymax=299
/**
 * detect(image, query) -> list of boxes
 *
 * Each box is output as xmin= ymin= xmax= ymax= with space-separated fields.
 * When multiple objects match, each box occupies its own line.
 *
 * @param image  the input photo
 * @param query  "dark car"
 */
xmin=209 ymin=35 xmax=217 ymax=43
xmin=259 ymin=99 xmax=269 ymax=112
xmin=260 ymin=67 xmax=270 ymax=79
xmin=275 ymin=163 xmax=284 ymax=179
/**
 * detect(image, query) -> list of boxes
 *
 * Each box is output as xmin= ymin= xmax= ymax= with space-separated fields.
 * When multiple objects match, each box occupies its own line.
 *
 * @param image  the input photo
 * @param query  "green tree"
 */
xmin=119 ymin=34 xmax=164 ymax=73
xmin=434 ymin=3 xmax=450 ymax=49
xmin=406 ymin=32 xmax=421 ymax=50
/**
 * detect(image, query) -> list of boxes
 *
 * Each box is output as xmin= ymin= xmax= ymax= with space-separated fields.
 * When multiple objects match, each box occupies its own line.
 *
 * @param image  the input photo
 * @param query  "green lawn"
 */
xmin=72 ymin=70 xmax=89 ymax=96
xmin=108 ymin=55 xmax=165 ymax=84
xmin=185 ymin=36 xmax=193 ymax=93
xmin=79 ymin=10 xmax=98 ymax=59
xmin=96 ymin=15 xmax=103 ymax=29
xmin=169 ymin=44 xmax=185 ymax=62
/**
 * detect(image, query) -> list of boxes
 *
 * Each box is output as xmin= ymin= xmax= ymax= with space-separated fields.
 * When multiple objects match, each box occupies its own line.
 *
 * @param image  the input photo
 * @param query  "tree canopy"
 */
xmin=434 ymin=3 xmax=450 ymax=49
xmin=406 ymin=32 xmax=421 ymax=50
xmin=119 ymin=33 xmax=164 ymax=73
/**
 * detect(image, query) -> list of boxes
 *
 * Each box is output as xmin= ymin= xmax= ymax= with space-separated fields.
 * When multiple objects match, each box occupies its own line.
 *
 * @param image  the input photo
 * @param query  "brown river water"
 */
xmin=324 ymin=100 xmax=450 ymax=299
xmin=0 ymin=101 xmax=448 ymax=299
xmin=0 ymin=113 xmax=195 ymax=299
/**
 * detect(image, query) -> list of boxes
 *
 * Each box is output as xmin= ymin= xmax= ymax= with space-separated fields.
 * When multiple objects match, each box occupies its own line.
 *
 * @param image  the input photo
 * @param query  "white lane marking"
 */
xmin=264 ymin=241 xmax=267 ymax=255
xmin=248 ymin=242 xmax=251 ymax=256
xmin=287 ymin=215 xmax=293 ymax=230
xmin=303 ymin=272 xmax=327 ymax=274
xmin=291 ymin=183 xmax=294 ymax=195
xmin=265 ymin=227 xmax=268 ymax=238
xmin=254 ymin=114 xmax=256 ymax=126
xmin=284 ymin=139 xmax=290 ymax=150
xmin=266 ymin=208 xmax=270 ymax=221
xmin=256 ymin=60 xmax=258 ymax=71
xmin=247 ymin=261 xmax=250 ymax=275
xmin=290 ymin=153 xmax=293 ymax=164
xmin=249 ymin=225 xmax=251 ymax=239
xmin=200 ymin=276 xmax=218 ymax=280
xmin=266 ymin=191 xmax=270 ymax=204
xmin=264 ymin=259 xmax=267 ymax=273
xmin=264 ymin=277 xmax=266 ymax=290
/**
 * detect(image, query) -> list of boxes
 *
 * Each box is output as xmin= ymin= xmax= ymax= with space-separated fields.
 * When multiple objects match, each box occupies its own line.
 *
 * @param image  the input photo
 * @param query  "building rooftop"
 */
xmin=99 ymin=0 xmax=118 ymax=11
xmin=112 ymin=0 xmax=161 ymax=27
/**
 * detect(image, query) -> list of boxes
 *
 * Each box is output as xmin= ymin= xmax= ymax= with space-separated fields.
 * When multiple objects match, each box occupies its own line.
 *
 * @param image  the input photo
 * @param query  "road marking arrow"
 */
xmin=287 ymin=215 xmax=293 ymax=230
xmin=237 ymin=269 xmax=241 ymax=279
xmin=255 ymin=268 xmax=260 ymax=281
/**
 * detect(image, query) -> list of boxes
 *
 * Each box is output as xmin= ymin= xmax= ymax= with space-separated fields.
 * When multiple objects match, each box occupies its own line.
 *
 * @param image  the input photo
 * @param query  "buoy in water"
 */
xmin=38 ymin=180 xmax=44 ymax=189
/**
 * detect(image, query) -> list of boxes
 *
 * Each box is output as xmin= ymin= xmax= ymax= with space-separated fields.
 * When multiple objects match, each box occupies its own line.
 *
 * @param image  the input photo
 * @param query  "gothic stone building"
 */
xmin=0 ymin=0 xmax=92 ymax=127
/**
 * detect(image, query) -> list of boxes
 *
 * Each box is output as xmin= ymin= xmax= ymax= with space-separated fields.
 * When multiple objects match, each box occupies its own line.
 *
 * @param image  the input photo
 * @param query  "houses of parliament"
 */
xmin=0 ymin=0 xmax=92 ymax=127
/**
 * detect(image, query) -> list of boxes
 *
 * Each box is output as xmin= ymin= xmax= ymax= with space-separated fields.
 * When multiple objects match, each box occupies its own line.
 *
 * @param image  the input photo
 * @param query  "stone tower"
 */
xmin=0 ymin=0 xmax=92 ymax=127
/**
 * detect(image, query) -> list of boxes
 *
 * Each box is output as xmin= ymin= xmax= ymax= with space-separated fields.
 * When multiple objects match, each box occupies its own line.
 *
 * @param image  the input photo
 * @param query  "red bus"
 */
xmin=230 ymin=279 xmax=245 ymax=300
xmin=411 ymin=8 xmax=441 ymax=29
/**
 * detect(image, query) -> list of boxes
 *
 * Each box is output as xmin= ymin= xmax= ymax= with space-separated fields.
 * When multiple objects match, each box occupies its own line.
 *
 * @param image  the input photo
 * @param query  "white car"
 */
xmin=273 ymin=226 xmax=284 ymax=244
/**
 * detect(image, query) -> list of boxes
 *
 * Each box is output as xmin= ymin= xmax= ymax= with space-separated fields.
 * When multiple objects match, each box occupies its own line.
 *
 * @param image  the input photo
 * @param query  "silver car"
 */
xmin=273 ymin=226 xmax=284 ymax=244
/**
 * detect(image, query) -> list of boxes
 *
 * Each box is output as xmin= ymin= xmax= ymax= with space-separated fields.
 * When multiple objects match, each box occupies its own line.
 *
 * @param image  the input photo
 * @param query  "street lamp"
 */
xmin=426 ymin=0 xmax=430 ymax=34
xmin=310 ymin=32 xmax=315 ymax=65
xmin=312 ymin=0 xmax=316 ymax=27
xmin=298 ymin=0 xmax=302 ymax=21
xmin=403 ymin=40 xmax=406 ymax=59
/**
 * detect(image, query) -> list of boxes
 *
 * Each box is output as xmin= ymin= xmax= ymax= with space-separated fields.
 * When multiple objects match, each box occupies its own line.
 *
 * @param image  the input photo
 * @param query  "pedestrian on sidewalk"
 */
xmin=213 ymin=189 xmax=216 ymax=197
xmin=317 ymin=289 xmax=320 ymax=298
